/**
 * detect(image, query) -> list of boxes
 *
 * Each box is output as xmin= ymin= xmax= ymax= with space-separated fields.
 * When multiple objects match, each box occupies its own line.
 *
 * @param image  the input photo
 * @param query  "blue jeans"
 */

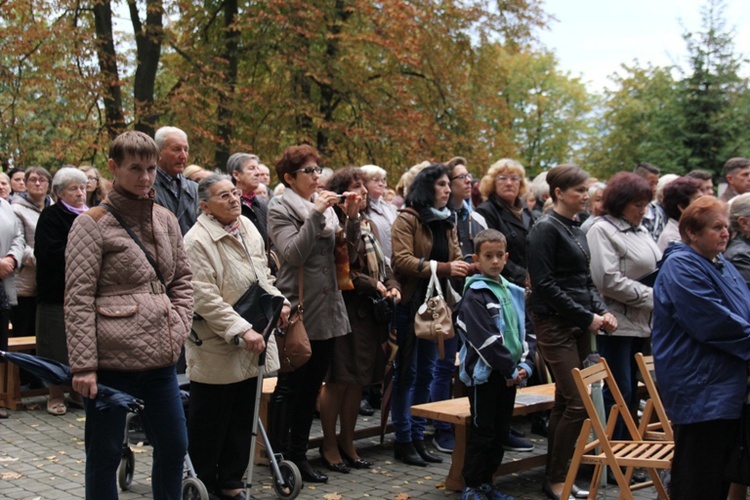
xmin=83 ymin=366 xmax=187 ymax=500
xmin=429 ymin=334 xmax=459 ymax=431
xmin=597 ymin=335 xmax=646 ymax=440
xmin=392 ymin=303 xmax=438 ymax=443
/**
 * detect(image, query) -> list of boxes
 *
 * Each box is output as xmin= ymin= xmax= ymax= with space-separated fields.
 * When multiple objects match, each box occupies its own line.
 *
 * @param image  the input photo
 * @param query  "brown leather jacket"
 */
xmin=64 ymin=185 xmax=193 ymax=373
xmin=391 ymin=207 xmax=462 ymax=304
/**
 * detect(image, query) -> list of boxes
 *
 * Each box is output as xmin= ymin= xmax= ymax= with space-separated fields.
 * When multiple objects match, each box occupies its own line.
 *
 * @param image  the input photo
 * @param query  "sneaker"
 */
xmin=509 ymin=425 xmax=526 ymax=438
xmin=461 ymin=486 xmax=488 ymax=500
xmin=359 ymin=398 xmax=374 ymax=416
xmin=433 ymin=429 xmax=455 ymax=453
xmin=502 ymin=433 xmax=534 ymax=452
xmin=479 ymin=483 xmax=514 ymax=500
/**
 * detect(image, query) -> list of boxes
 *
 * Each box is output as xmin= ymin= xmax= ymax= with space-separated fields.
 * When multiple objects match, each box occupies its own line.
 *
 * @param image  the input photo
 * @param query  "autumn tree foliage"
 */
xmin=2 ymin=0 xmax=595 ymax=182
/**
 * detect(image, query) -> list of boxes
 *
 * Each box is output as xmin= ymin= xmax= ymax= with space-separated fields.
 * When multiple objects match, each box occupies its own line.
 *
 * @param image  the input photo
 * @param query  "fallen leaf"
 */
xmin=0 ymin=472 xmax=23 ymax=480
xmin=324 ymin=494 xmax=342 ymax=500
xmin=423 ymin=476 xmax=431 ymax=480
xmin=435 ymin=481 xmax=445 ymax=489
xmin=395 ymin=494 xmax=411 ymax=500
xmin=0 ymin=457 xmax=18 ymax=462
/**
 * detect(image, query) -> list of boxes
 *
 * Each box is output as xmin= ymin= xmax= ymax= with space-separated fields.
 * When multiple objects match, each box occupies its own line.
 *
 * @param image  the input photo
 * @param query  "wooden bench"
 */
xmin=411 ymin=383 xmax=556 ymax=491
xmin=0 ymin=336 xmax=48 ymax=410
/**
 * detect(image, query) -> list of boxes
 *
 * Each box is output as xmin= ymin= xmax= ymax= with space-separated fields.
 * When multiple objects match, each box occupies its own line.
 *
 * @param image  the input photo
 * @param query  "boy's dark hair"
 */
xmin=473 ymin=228 xmax=507 ymax=254
xmin=109 ymin=131 xmax=159 ymax=165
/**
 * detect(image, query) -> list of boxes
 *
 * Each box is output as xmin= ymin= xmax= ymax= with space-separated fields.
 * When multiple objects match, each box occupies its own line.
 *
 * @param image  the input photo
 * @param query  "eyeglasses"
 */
xmin=294 ymin=166 xmax=322 ymax=175
xmin=370 ymin=177 xmax=386 ymax=184
xmin=451 ymin=173 xmax=472 ymax=182
xmin=495 ymin=175 xmax=521 ymax=184
xmin=27 ymin=177 xmax=49 ymax=185
xmin=212 ymin=189 xmax=243 ymax=201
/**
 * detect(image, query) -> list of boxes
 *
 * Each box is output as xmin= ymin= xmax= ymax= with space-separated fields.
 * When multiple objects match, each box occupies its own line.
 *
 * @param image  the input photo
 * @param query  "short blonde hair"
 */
xmin=479 ymin=158 xmax=527 ymax=200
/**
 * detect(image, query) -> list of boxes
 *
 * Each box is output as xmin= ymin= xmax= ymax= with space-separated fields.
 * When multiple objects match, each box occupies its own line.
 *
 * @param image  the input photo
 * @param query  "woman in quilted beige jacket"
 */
xmin=64 ymin=131 xmax=193 ymax=500
xmin=184 ymin=174 xmax=289 ymax=500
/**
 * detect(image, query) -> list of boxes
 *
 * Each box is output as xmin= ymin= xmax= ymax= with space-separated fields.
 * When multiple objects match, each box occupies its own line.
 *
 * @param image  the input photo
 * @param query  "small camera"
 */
xmin=338 ymin=194 xmax=347 ymax=203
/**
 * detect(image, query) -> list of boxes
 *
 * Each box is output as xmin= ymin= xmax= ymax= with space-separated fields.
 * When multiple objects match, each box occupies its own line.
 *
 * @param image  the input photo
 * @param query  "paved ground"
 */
xmin=0 ymin=396 xmax=660 ymax=499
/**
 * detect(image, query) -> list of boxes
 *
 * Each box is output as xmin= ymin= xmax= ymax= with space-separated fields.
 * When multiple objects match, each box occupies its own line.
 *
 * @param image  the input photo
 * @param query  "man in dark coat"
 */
xmin=153 ymin=126 xmax=199 ymax=235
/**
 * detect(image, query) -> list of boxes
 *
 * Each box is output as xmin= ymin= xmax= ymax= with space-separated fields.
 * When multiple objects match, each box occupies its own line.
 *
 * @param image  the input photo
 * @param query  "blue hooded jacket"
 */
xmin=652 ymin=243 xmax=750 ymax=425
xmin=455 ymin=274 xmax=532 ymax=386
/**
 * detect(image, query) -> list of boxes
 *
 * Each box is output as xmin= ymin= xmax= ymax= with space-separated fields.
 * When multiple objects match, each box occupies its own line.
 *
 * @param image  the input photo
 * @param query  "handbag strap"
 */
xmin=424 ymin=260 xmax=443 ymax=301
xmin=101 ymin=203 xmax=165 ymax=286
xmin=297 ymin=266 xmax=304 ymax=312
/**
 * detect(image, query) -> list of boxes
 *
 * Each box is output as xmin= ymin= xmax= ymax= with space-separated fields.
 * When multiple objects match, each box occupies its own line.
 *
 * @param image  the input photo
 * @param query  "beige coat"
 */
xmin=12 ymin=194 xmax=51 ymax=297
xmin=65 ymin=186 xmax=194 ymax=373
xmin=184 ymin=214 xmax=281 ymax=384
xmin=587 ymin=215 xmax=662 ymax=338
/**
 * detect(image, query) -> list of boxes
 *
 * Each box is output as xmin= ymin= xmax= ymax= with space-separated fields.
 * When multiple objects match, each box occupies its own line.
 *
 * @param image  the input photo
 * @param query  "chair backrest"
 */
xmin=571 ymin=358 xmax=644 ymax=443
xmin=635 ymin=353 xmax=674 ymax=440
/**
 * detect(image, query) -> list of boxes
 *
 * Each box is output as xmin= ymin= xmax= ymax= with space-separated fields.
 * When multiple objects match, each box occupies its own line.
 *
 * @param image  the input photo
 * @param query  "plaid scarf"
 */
xmin=360 ymin=219 xmax=387 ymax=282
xmin=209 ymin=214 xmax=241 ymax=237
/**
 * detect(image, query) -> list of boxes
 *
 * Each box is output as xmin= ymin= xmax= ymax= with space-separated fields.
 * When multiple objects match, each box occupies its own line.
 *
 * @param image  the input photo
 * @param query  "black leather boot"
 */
xmin=413 ymin=440 xmax=443 ymax=463
xmin=393 ymin=441 xmax=427 ymax=466
xmin=268 ymin=392 xmax=289 ymax=456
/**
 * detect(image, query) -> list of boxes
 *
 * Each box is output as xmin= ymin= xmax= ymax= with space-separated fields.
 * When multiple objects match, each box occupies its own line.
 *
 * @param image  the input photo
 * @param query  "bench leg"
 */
xmin=445 ymin=424 xmax=467 ymax=491
xmin=6 ymin=364 xmax=23 ymax=410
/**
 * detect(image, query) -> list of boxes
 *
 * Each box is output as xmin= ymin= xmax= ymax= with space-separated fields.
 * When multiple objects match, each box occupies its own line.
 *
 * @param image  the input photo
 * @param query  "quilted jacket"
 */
xmin=64 ymin=185 xmax=194 ymax=373
xmin=184 ymin=213 xmax=282 ymax=384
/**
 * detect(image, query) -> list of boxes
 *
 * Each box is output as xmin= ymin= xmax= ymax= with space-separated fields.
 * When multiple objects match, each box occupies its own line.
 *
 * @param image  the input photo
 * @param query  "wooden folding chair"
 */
xmin=635 ymin=353 xmax=673 ymax=441
xmin=560 ymin=358 xmax=673 ymax=500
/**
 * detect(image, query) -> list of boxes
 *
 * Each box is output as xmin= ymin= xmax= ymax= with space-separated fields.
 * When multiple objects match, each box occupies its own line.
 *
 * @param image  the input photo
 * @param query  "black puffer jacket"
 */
xmin=527 ymin=210 xmax=607 ymax=331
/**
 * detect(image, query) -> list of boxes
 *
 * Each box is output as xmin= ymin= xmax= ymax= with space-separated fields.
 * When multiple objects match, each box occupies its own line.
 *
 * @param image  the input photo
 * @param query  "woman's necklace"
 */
xmin=550 ymin=212 xmax=590 ymax=264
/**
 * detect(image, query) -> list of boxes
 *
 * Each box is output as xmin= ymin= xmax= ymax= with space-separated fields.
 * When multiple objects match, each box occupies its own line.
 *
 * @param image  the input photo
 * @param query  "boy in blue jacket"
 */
xmin=456 ymin=229 xmax=531 ymax=500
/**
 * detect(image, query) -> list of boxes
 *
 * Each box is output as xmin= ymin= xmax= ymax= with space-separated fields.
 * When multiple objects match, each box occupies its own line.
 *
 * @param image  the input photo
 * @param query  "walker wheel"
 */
xmin=273 ymin=460 xmax=302 ymax=499
xmin=182 ymin=476 xmax=209 ymax=500
xmin=117 ymin=447 xmax=135 ymax=491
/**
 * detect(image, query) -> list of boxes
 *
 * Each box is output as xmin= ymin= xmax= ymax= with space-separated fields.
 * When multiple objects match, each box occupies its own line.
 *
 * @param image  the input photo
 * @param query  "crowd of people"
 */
xmin=2 ymin=127 xmax=750 ymax=500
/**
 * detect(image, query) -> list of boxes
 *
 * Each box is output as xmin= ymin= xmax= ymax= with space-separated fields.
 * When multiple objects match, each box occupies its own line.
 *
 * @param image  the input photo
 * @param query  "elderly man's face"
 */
xmin=158 ymin=133 xmax=189 ymax=177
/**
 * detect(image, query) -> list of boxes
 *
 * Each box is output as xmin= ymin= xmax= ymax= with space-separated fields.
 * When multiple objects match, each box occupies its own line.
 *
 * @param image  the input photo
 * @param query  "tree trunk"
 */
xmin=214 ymin=0 xmax=239 ymax=170
xmin=92 ymin=0 xmax=125 ymax=139
xmin=129 ymin=0 xmax=164 ymax=137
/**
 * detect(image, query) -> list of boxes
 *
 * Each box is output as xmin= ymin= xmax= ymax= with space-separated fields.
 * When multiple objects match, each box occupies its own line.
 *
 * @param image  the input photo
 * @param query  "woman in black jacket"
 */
xmin=474 ymin=159 xmax=534 ymax=288
xmin=35 ymin=167 xmax=89 ymax=415
xmin=527 ymin=164 xmax=617 ymax=500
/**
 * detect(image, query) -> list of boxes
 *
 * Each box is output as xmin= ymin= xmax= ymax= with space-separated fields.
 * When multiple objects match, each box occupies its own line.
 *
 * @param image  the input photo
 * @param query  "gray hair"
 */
xmin=359 ymin=164 xmax=387 ymax=181
xmin=52 ymin=167 xmax=87 ymax=196
xmin=656 ymin=174 xmax=680 ymax=197
xmin=226 ymin=153 xmax=260 ymax=182
xmin=154 ymin=126 xmax=188 ymax=151
xmin=0 ymin=173 xmax=9 ymax=183
xmin=729 ymin=193 xmax=750 ymax=233
xmin=530 ymin=171 xmax=549 ymax=199
xmin=588 ymin=181 xmax=606 ymax=199
xmin=197 ymin=173 xmax=233 ymax=202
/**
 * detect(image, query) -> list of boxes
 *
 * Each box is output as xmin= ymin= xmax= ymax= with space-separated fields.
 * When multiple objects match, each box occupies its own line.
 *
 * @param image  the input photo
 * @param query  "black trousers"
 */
xmin=671 ymin=419 xmax=738 ymax=500
xmin=188 ymin=377 xmax=258 ymax=493
xmin=11 ymin=296 xmax=36 ymax=337
xmin=463 ymin=371 xmax=516 ymax=487
xmin=271 ymin=338 xmax=334 ymax=462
